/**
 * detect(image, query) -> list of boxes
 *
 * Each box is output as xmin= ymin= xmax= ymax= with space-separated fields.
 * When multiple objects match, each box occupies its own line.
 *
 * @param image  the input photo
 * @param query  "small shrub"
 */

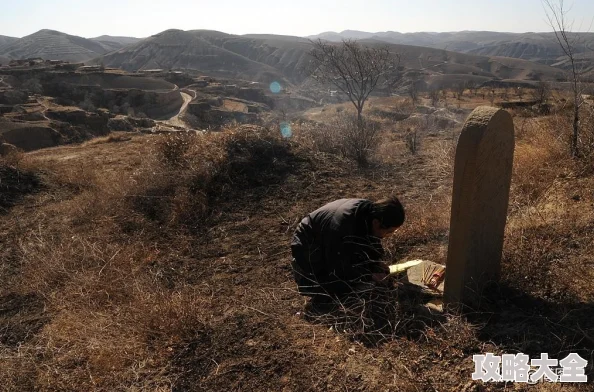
xmin=22 ymin=78 xmax=43 ymax=95
xmin=368 ymin=107 xmax=411 ymax=121
xmin=404 ymin=128 xmax=420 ymax=155
xmin=295 ymin=113 xmax=380 ymax=166
xmin=155 ymin=132 xmax=193 ymax=168
xmin=79 ymin=94 xmax=96 ymax=112
xmin=339 ymin=115 xmax=381 ymax=166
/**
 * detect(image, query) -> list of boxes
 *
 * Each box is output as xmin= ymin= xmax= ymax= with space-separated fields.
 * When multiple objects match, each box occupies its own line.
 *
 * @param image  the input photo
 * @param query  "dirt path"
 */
xmin=36 ymin=97 xmax=51 ymax=122
xmin=165 ymin=91 xmax=193 ymax=128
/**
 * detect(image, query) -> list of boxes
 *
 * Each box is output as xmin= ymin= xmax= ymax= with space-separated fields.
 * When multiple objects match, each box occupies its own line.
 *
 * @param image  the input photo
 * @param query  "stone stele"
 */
xmin=444 ymin=106 xmax=515 ymax=308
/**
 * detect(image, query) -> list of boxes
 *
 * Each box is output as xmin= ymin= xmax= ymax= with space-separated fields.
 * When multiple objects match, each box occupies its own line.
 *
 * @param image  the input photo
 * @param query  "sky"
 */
xmin=0 ymin=0 xmax=593 ymax=39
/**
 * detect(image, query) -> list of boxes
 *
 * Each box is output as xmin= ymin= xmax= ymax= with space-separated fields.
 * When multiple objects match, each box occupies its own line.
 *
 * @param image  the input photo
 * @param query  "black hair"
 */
xmin=371 ymin=197 xmax=405 ymax=228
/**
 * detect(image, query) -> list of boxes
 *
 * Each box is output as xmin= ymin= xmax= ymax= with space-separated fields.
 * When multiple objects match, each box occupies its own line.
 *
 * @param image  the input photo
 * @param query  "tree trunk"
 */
xmin=356 ymin=108 xmax=363 ymax=130
xmin=572 ymin=102 xmax=579 ymax=157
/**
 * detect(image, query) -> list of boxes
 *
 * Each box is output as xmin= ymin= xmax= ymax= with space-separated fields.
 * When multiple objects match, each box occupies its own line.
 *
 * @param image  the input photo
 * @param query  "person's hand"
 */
xmin=427 ymin=268 xmax=446 ymax=290
xmin=375 ymin=262 xmax=390 ymax=274
xmin=372 ymin=272 xmax=389 ymax=282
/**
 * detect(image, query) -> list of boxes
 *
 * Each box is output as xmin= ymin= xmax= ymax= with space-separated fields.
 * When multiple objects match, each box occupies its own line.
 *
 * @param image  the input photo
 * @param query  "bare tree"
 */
xmin=384 ymin=66 xmax=405 ymax=96
xmin=454 ymin=82 xmax=466 ymax=100
xmin=408 ymin=82 xmax=419 ymax=105
xmin=533 ymin=80 xmax=552 ymax=108
xmin=543 ymin=0 xmax=585 ymax=157
xmin=428 ymin=88 xmax=440 ymax=107
xmin=441 ymin=89 xmax=448 ymax=107
xmin=466 ymin=80 xmax=477 ymax=96
xmin=309 ymin=39 xmax=399 ymax=127
xmin=454 ymin=82 xmax=466 ymax=107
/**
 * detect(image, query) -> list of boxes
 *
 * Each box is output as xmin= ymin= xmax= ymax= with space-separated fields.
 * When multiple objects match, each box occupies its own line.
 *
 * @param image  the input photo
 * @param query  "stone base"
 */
xmin=406 ymin=260 xmax=446 ymax=294
xmin=391 ymin=260 xmax=446 ymax=314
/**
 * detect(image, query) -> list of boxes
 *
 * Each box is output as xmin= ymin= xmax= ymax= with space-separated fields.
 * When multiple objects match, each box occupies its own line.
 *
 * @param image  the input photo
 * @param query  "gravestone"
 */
xmin=444 ymin=106 xmax=515 ymax=309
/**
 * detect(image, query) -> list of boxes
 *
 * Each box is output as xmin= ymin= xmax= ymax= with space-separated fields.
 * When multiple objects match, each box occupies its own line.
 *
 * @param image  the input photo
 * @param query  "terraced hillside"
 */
xmin=309 ymin=30 xmax=594 ymax=65
xmin=0 ymin=29 xmax=110 ymax=62
xmin=0 ymin=35 xmax=17 ymax=47
xmin=90 ymin=35 xmax=142 ymax=52
xmin=309 ymin=30 xmax=594 ymax=78
xmin=94 ymin=29 xmax=308 ymax=86
xmin=96 ymin=29 xmax=567 ymax=87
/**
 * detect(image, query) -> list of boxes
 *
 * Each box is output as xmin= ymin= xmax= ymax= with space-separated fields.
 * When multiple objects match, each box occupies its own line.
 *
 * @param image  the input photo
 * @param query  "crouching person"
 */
xmin=290 ymin=198 xmax=405 ymax=303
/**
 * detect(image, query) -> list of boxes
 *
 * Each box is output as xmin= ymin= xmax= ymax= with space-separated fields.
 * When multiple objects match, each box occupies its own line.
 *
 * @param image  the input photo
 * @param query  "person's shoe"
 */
xmin=304 ymin=295 xmax=336 ymax=316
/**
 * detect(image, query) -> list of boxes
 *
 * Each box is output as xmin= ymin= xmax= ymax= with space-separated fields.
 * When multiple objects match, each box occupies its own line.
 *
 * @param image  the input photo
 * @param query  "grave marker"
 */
xmin=444 ymin=106 xmax=515 ymax=308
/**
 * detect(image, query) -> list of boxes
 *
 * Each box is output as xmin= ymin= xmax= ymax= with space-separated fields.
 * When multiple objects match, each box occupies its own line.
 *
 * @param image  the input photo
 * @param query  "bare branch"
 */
xmin=308 ymin=39 xmax=399 ymax=124
xmin=542 ymin=0 xmax=588 ymax=157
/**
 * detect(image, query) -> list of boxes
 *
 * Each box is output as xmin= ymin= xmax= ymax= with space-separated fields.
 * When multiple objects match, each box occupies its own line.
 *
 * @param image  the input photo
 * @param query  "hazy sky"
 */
xmin=1 ymin=0 xmax=593 ymax=38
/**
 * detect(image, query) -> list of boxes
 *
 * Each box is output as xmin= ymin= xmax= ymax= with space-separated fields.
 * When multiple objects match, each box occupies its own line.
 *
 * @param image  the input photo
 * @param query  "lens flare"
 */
xmin=270 ymin=81 xmax=282 ymax=94
xmin=280 ymin=122 xmax=292 ymax=138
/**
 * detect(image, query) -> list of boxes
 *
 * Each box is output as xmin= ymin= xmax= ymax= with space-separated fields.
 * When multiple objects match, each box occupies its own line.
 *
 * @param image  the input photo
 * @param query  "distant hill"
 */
xmin=308 ymin=30 xmax=594 ymax=71
xmin=0 ymin=35 xmax=17 ymax=47
xmin=0 ymin=29 xmax=110 ymax=62
xmin=91 ymin=35 xmax=141 ymax=46
xmin=90 ymin=35 xmax=142 ymax=52
xmin=94 ymin=29 xmax=566 ymax=88
xmin=0 ymin=54 xmax=10 ymax=65
xmin=94 ymin=29 xmax=313 ymax=85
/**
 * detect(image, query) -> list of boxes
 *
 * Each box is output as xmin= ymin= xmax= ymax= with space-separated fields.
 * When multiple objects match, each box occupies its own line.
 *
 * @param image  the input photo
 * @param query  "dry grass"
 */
xmin=509 ymin=115 xmax=569 ymax=210
xmin=83 ymin=133 xmax=134 ymax=146
xmin=293 ymin=112 xmax=381 ymax=166
xmin=0 ymin=125 xmax=297 ymax=391
xmin=1 ymin=104 xmax=594 ymax=391
xmin=129 ymin=127 xmax=294 ymax=232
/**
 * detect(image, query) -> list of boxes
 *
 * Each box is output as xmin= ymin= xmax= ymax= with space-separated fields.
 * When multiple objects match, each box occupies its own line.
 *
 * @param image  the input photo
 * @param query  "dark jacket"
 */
xmin=291 ymin=199 xmax=385 ymax=296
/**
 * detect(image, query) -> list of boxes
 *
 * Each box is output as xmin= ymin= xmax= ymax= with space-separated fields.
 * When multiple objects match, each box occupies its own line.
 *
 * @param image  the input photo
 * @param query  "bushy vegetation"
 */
xmin=294 ymin=113 xmax=381 ymax=166
xmin=130 ymin=128 xmax=294 ymax=231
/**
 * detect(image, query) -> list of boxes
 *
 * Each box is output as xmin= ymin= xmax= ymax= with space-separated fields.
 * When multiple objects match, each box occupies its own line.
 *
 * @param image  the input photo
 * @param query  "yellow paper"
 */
xmin=388 ymin=259 xmax=425 ymax=275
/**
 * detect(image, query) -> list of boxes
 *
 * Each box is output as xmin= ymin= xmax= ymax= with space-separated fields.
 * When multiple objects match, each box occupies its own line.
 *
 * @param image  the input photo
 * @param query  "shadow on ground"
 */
xmin=0 ymin=165 xmax=42 ymax=214
xmin=470 ymin=283 xmax=594 ymax=376
xmin=0 ymin=292 xmax=49 ymax=348
xmin=301 ymin=282 xmax=446 ymax=347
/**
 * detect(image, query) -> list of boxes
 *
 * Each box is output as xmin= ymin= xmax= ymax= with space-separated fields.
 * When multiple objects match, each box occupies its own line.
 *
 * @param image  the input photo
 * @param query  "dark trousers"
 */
xmin=291 ymin=244 xmax=364 ymax=298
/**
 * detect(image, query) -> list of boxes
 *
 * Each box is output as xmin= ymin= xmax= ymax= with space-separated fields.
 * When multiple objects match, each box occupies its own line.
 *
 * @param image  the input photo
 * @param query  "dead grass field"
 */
xmin=1 ymin=95 xmax=593 ymax=391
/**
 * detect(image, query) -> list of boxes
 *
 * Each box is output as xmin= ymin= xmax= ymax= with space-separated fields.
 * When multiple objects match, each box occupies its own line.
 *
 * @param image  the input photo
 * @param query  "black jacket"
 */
xmin=291 ymin=199 xmax=385 ymax=294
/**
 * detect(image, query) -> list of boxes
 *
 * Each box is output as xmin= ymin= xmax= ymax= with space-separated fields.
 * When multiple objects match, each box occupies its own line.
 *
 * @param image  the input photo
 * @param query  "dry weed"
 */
xmin=294 ymin=113 xmax=381 ymax=166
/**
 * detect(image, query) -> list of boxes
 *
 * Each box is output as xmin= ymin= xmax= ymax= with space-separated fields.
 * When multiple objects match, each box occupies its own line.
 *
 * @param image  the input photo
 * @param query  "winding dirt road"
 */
xmin=166 ymin=92 xmax=193 ymax=128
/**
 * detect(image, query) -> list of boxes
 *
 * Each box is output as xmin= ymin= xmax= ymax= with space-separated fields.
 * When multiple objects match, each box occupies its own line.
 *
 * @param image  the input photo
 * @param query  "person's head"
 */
xmin=370 ymin=197 xmax=405 ymax=238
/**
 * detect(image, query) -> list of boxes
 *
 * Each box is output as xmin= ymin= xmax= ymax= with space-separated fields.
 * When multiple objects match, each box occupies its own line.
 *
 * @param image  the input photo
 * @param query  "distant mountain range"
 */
xmin=308 ymin=30 xmax=594 ymax=69
xmin=1 ymin=28 xmax=592 ymax=88
xmin=92 ymin=29 xmax=570 ymax=86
